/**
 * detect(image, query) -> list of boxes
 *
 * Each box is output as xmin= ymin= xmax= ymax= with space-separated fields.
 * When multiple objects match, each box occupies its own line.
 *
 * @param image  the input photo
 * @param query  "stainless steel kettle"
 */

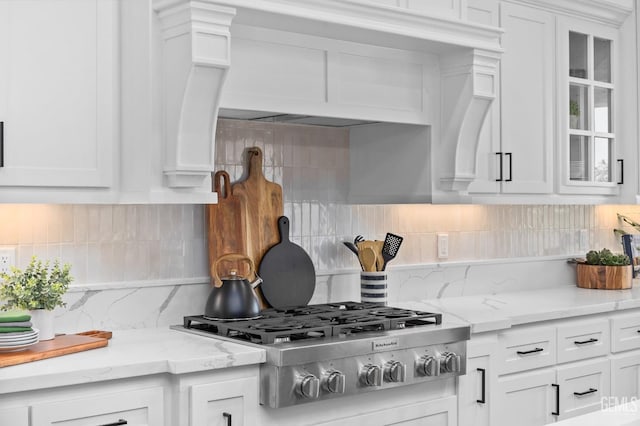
xmin=204 ymin=253 xmax=262 ymax=319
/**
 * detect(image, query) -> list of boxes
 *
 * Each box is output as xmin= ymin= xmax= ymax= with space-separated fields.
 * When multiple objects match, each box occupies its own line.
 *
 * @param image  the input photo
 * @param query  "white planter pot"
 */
xmin=30 ymin=309 xmax=55 ymax=341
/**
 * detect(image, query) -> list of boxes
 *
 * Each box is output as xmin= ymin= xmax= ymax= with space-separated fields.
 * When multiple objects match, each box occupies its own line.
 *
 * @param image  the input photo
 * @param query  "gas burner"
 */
xmin=183 ymin=302 xmax=442 ymax=345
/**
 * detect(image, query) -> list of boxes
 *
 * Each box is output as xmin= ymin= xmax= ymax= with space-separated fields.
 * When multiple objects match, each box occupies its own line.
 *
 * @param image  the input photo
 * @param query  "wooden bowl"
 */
xmin=576 ymin=264 xmax=632 ymax=290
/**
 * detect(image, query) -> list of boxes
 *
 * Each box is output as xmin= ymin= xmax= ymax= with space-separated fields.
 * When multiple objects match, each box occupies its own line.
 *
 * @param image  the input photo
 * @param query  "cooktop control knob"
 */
xmin=324 ymin=370 xmax=346 ymax=394
xmin=297 ymin=374 xmax=320 ymax=399
xmin=440 ymin=352 xmax=461 ymax=373
xmin=384 ymin=360 xmax=406 ymax=383
xmin=360 ymin=364 xmax=382 ymax=387
xmin=417 ymin=355 xmax=440 ymax=377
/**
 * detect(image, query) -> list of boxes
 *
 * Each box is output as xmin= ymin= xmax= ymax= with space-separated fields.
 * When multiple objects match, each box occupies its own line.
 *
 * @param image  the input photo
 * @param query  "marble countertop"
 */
xmin=399 ymin=285 xmax=640 ymax=333
xmin=0 ymin=327 xmax=265 ymax=394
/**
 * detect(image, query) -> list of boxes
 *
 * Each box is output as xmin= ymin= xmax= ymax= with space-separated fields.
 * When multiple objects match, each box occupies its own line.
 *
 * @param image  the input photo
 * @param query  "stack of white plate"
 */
xmin=0 ymin=329 xmax=39 ymax=352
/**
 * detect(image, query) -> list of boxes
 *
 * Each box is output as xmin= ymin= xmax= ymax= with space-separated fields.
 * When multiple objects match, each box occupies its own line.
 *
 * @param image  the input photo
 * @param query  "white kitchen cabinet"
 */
xmin=190 ymin=376 xmax=258 ymax=426
xmin=314 ymin=395 xmax=457 ymax=426
xmin=556 ymin=16 xmax=622 ymax=196
xmin=611 ymin=352 xmax=640 ymax=399
xmin=495 ymin=369 xmax=557 ymax=426
xmin=469 ymin=2 xmax=554 ymax=196
xmin=30 ymin=386 xmax=164 ymax=426
xmin=556 ymin=359 xmax=610 ymax=419
xmin=0 ymin=406 xmax=28 ymax=426
xmin=556 ymin=319 xmax=610 ymax=364
xmin=0 ymin=0 xmax=117 ymax=200
xmin=457 ymin=335 xmax=495 ymax=426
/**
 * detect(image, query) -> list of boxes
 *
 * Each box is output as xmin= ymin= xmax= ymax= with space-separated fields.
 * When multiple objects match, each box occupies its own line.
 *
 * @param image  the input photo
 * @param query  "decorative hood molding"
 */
xmin=153 ymin=0 xmax=503 ymax=194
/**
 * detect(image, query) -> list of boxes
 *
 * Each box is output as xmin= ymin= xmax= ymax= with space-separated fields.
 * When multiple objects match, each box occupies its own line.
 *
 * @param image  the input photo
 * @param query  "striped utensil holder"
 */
xmin=360 ymin=271 xmax=388 ymax=305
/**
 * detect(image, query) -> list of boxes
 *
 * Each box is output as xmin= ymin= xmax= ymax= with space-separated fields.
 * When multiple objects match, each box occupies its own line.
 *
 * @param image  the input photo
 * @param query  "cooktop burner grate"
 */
xmin=183 ymin=301 xmax=442 ymax=345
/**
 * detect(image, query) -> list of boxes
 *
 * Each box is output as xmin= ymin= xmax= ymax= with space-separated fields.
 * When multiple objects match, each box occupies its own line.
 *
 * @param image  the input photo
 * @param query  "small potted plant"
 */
xmin=570 ymin=100 xmax=580 ymax=129
xmin=0 ymin=256 xmax=73 ymax=340
xmin=576 ymin=248 xmax=632 ymax=290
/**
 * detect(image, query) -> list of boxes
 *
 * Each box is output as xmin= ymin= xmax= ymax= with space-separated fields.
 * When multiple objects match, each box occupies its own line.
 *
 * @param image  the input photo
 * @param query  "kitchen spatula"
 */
xmin=381 ymin=233 xmax=403 ymax=271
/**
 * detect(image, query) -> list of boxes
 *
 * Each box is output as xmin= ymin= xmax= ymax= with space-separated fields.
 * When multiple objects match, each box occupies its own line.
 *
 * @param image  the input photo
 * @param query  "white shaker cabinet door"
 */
xmin=0 ymin=0 xmax=116 ymax=188
xmin=190 ymin=376 xmax=258 ymax=426
xmin=458 ymin=355 xmax=491 ymax=426
xmin=499 ymin=2 xmax=554 ymax=195
xmin=494 ymin=369 xmax=557 ymax=426
xmin=0 ymin=405 xmax=28 ymax=426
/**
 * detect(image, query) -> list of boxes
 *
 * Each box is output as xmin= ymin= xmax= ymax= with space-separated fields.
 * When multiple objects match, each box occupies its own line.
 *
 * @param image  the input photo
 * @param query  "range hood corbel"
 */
xmin=438 ymin=49 xmax=500 ymax=193
xmin=154 ymin=0 xmax=236 ymax=188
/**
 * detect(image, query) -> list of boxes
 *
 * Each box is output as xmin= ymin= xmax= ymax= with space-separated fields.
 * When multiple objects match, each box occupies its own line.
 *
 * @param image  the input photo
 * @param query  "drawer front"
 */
xmin=556 ymin=359 xmax=610 ymax=420
xmin=31 ymin=386 xmax=164 ymax=426
xmin=557 ymin=320 xmax=610 ymax=364
xmin=611 ymin=314 xmax=640 ymax=353
xmin=498 ymin=326 xmax=556 ymax=375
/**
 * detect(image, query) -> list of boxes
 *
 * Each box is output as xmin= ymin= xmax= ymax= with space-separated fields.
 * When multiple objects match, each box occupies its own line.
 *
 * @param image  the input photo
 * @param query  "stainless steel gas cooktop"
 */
xmin=175 ymin=301 xmax=470 ymax=408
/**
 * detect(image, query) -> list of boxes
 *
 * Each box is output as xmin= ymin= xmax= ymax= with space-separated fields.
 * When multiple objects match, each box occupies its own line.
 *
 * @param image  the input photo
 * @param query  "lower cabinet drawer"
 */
xmin=556 ymin=359 xmax=610 ymax=420
xmin=611 ymin=314 xmax=640 ymax=353
xmin=498 ymin=325 xmax=556 ymax=375
xmin=0 ymin=406 xmax=28 ymax=426
xmin=30 ymin=386 xmax=164 ymax=426
xmin=557 ymin=320 xmax=610 ymax=363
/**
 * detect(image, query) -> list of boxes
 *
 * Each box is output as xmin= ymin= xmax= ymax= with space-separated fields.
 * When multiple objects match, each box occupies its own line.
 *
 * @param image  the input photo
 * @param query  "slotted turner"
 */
xmin=381 ymin=233 xmax=403 ymax=271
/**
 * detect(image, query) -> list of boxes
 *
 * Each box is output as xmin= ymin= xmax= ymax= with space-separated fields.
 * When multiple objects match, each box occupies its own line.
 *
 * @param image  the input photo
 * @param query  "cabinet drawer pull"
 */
xmin=97 ymin=420 xmax=127 ymax=426
xmin=574 ymin=388 xmax=597 ymax=397
xmin=0 ymin=121 xmax=4 ymax=167
xmin=618 ymin=159 xmax=624 ymax=184
xmin=505 ymin=152 xmax=513 ymax=182
xmin=495 ymin=152 xmax=503 ymax=181
xmin=552 ymin=384 xmax=560 ymax=416
xmin=574 ymin=338 xmax=598 ymax=345
xmin=223 ymin=412 xmax=232 ymax=426
xmin=517 ymin=347 xmax=543 ymax=355
xmin=477 ymin=368 xmax=486 ymax=404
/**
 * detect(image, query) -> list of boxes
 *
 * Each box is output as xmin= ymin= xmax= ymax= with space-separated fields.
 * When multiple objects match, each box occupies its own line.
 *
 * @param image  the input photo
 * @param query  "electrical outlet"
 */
xmin=0 ymin=247 xmax=16 ymax=275
xmin=437 ymin=233 xmax=449 ymax=259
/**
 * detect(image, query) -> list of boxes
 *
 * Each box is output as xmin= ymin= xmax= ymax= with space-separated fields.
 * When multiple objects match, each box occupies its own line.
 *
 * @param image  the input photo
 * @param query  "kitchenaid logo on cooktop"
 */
xmin=372 ymin=338 xmax=400 ymax=352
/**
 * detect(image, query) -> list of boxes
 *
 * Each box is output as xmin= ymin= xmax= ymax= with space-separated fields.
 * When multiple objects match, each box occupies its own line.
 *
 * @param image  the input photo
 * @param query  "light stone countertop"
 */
xmin=0 ymin=327 xmax=265 ymax=394
xmin=5 ymin=285 xmax=640 ymax=393
xmin=399 ymin=285 xmax=640 ymax=333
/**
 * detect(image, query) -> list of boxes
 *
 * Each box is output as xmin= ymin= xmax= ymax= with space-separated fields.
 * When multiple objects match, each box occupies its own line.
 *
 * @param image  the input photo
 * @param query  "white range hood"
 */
xmin=151 ymin=0 xmax=503 ymax=198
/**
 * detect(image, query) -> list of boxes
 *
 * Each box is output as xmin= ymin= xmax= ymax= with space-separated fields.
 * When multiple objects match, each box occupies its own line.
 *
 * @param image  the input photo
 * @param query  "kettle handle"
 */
xmin=212 ymin=253 xmax=256 ymax=286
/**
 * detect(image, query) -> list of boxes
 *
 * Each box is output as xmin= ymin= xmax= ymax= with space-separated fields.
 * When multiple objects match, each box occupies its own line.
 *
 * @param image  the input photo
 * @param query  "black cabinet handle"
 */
xmin=476 ymin=368 xmax=486 ymax=404
xmin=496 ymin=152 xmax=503 ymax=181
xmin=517 ymin=347 xmax=543 ymax=355
xmin=223 ymin=412 xmax=232 ymax=426
xmin=574 ymin=338 xmax=598 ymax=345
xmin=97 ymin=420 xmax=127 ymax=426
xmin=574 ymin=388 xmax=597 ymax=397
xmin=505 ymin=152 xmax=513 ymax=182
xmin=618 ymin=159 xmax=624 ymax=184
xmin=0 ymin=121 xmax=4 ymax=167
xmin=552 ymin=384 xmax=560 ymax=416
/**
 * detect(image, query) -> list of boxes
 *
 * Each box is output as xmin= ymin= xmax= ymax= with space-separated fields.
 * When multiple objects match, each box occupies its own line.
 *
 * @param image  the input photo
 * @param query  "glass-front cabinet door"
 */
xmin=559 ymin=20 xmax=619 ymax=195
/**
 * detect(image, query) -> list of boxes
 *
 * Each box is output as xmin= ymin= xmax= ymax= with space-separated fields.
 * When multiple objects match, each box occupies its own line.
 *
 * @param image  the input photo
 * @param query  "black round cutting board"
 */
xmin=259 ymin=216 xmax=316 ymax=308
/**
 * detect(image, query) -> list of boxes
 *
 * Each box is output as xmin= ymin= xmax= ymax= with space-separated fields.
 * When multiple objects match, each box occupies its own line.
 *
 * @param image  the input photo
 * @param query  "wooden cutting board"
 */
xmin=206 ymin=171 xmax=248 ymax=283
xmin=233 ymin=147 xmax=284 ymax=307
xmin=0 ymin=330 xmax=111 ymax=368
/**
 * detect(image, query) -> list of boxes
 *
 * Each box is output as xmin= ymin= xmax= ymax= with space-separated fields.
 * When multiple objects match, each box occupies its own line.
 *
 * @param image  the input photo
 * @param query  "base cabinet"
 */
xmin=190 ymin=376 xmax=258 ymax=426
xmin=0 ymin=406 xmax=28 ymax=426
xmin=314 ymin=396 xmax=457 ymax=426
xmin=30 ymin=386 xmax=164 ymax=426
xmin=458 ymin=338 xmax=493 ymax=426
xmin=495 ymin=369 xmax=557 ymax=426
xmin=611 ymin=352 xmax=640 ymax=399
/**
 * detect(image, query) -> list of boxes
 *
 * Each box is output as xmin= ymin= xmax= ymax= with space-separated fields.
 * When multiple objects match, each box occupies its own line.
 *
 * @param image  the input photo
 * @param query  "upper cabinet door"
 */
xmin=556 ymin=18 xmax=620 ymax=196
xmin=499 ymin=3 xmax=555 ymax=195
xmin=0 ymin=0 xmax=116 ymax=189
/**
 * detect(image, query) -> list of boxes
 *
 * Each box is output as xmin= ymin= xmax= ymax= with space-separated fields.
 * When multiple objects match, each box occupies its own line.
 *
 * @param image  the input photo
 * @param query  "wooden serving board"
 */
xmin=0 ymin=331 xmax=111 ymax=368
xmin=232 ymin=147 xmax=284 ymax=307
xmin=206 ymin=170 xmax=248 ymax=283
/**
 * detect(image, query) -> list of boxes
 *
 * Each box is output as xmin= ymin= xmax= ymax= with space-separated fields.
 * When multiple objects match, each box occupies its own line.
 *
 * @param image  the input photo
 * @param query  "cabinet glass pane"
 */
xmin=594 ymin=87 xmax=612 ymax=133
xmin=570 ymin=135 xmax=589 ymax=181
xmin=594 ymin=37 xmax=611 ymax=83
xmin=594 ymin=137 xmax=612 ymax=182
xmin=570 ymin=32 xmax=588 ymax=78
xmin=570 ymin=84 xmax=589 ymax=130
